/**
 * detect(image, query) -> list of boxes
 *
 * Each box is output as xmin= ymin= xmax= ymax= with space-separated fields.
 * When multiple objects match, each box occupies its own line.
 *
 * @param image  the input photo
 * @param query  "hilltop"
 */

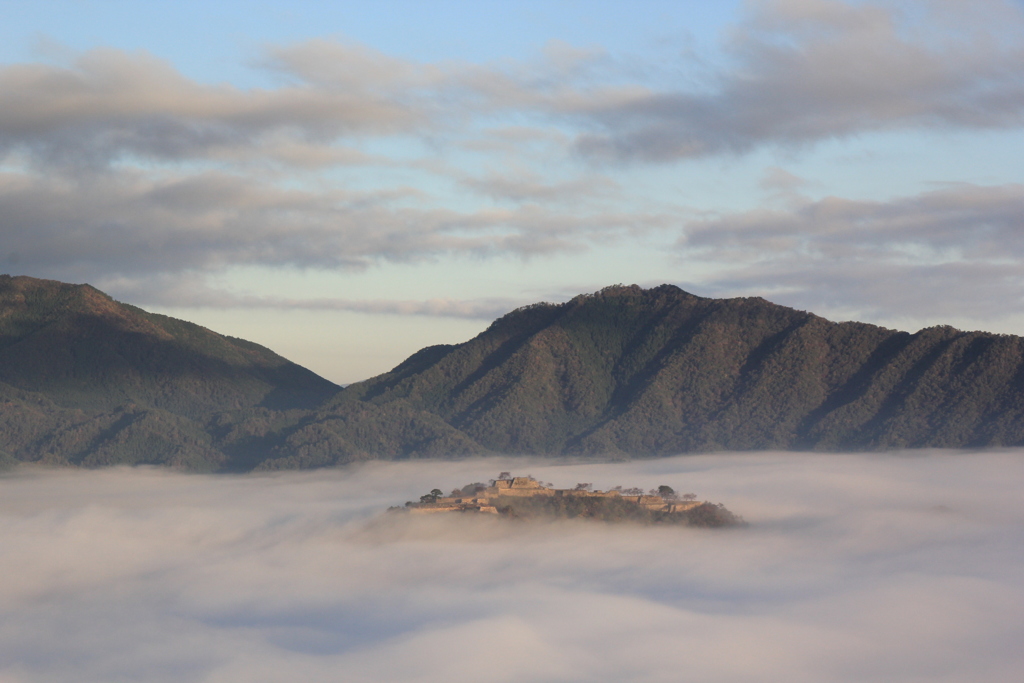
xmin=397 ymin=473 xmax=743 ymax=527
xmin=4 ymin=277 xmax=1024 ymax=470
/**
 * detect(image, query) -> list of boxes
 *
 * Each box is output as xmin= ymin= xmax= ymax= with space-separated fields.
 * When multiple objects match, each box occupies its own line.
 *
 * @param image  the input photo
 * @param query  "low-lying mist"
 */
xmin=2 ymin=451 xmax=1022 ymax=682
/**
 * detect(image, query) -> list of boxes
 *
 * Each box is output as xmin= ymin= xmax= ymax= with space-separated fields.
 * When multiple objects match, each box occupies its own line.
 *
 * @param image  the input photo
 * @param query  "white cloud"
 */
xmin=1 ymin=452 xmax=1022 ymax=682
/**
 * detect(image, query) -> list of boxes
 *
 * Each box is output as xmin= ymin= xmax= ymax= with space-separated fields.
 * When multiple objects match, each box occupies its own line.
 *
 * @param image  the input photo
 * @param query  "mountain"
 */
xmin=3 ymin=277 xmax=1024 ymax=470
xmin=0 ymin=275 xmax=339 ymax=469
xmin=330 ymin=284 xmax=1024 ymax=456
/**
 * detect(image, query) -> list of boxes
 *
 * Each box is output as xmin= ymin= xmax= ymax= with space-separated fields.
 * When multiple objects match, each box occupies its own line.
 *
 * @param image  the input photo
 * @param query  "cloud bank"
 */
xmin=2 ymin=452 xmax=1022 ymax=682
xmin=8 ymin=2 xmax=1023 ymax=169
xmin=0 ymin=41 xmax=666 ymax=297
xmin=2 ymin=0 xmax=1024 ymax=324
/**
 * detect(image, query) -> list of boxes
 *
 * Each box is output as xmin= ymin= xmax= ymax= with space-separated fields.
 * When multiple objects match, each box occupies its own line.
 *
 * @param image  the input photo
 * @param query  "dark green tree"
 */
xmin=420 ymin=488 xmax=444 ymax=503
xmin=657 ymin=485 xmax=677 ymax=500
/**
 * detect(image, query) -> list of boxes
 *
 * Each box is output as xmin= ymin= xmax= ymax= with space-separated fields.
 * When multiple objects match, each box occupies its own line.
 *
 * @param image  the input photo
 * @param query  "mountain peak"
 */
xmin=569 ymin=283 xmax=695 ymax=302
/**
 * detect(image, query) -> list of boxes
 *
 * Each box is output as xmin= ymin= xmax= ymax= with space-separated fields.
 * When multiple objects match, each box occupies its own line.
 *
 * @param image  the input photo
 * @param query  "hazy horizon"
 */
xmin=3 ymin=450 xmax=1022 ymax=682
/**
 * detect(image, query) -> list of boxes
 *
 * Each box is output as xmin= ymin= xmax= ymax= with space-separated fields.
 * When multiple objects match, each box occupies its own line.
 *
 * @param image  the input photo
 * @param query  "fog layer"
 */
xmin=2 ymin=452 xmax=1022 ymax=682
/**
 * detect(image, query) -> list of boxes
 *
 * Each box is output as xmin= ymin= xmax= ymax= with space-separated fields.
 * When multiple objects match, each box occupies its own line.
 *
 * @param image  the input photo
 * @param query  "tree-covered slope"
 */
xmin=0 ymin=275 xmax=340 ymax=468
xmin=4 ymin=277 xmax=1024 ymax=470
xmin=0 ymin=275 xmax=336 ymax=414
xmin=338 ymin=284 xmax=1024 ymax=455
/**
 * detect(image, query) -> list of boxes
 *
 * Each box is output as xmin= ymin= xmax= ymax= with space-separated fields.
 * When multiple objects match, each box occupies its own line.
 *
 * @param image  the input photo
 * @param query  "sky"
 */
xmin=3 ymin=0 xmax=1024 ymax=383
xmin=2 ymin=451 xmax=1022 ymax=682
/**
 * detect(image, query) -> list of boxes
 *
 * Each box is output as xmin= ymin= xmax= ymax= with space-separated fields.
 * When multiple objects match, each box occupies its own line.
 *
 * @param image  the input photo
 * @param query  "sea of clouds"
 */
xmin=1 ymin=451 xmax=1022 ymax=683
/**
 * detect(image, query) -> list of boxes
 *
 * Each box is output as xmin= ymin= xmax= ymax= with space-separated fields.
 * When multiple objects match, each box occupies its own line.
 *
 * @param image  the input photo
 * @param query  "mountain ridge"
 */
xmin=2 ymin=276 xmax=1024 ymax=470
xmin=335 ymin=283 xmax=1024 ymax=455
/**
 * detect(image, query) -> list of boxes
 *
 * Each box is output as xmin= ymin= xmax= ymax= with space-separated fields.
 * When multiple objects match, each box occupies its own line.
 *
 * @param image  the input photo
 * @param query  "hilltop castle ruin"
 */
xmin=405 ymin=476 xmax=703 ymax=515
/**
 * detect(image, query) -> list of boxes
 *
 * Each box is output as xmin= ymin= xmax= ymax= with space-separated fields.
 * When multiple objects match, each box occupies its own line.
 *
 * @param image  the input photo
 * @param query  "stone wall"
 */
xmin=666 ymin=501 xmax=702 ymax=513
xmin=496 ymin=487 xmax=556 ymax=497
xmin=558 ymin=489 xmax=621 ymax=498
xmin=409 ymin=505 xmax=463 ymax=514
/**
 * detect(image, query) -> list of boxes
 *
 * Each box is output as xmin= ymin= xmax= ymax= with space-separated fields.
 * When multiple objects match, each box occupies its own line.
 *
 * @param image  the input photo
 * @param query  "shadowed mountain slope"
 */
xmin=0 ymin=275 xmax=340 ymax=468
xmin=336 ymin=284 xmax=1024 ymax=455
xmin=0 ymin=276 xmax=338 ymax=413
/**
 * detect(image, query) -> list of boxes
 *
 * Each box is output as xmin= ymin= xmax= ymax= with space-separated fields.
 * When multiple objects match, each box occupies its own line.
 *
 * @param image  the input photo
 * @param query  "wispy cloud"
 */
xmin=0 ymin=168 xmax=664 ymax=278
xmin=685 ymin=183 xmax=1024 ymax=260
xmin=7 ymin=2 xmax=1023 ymax=171
xmin=0 ymin=46 xmax=429 ymax=169
xmin=2 ymin=0 xmax=1024 ymax=319
xmin=458 ymin=170 xmax=621 ymax=204
xmin=1 ymin=452 xmax=1022 ymax=682
xmin=0 ymin=41 xmax=670 ymax=294
xmin=679 ymin=182 xmax=1024 ymax=322
xmin=99 ymin=275 xmax=523 ymax=320
xmin=570 ymin=0 xmax=1024 ymax=163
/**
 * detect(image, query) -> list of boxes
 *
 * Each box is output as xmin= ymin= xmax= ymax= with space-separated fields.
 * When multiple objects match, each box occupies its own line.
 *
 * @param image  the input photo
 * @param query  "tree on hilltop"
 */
xmin=420 ymin=488 xmax=444 ymax=503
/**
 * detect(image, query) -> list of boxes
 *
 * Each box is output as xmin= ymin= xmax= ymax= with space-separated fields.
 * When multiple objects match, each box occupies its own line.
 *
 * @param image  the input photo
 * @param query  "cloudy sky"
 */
xmin=3 ymin=0 xmax=1024 ymax=383
xmin=2 ymin=452 xmax=1022 ymax=682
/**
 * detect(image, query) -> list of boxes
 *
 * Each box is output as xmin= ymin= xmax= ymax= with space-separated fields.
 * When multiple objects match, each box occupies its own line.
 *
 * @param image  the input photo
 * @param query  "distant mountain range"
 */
xmin=3 ymin=275 xmax=1023 ymax=470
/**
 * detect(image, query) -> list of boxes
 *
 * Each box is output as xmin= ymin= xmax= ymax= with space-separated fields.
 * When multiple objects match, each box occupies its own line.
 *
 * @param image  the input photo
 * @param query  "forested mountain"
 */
xmin=0 ymin=275 xmax=338 ymax=469
xmin=332 ymin=284 xmax=1024 ymax=457
xmin=3 ymin=277 xmax=1024 ymax=470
